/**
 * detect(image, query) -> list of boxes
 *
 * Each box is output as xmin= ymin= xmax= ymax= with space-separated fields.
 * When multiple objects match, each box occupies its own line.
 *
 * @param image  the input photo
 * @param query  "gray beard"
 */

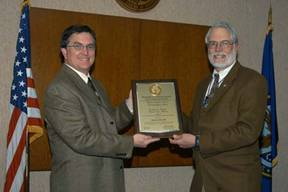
xmin=209 ymin=49 xmax=237 ymax=70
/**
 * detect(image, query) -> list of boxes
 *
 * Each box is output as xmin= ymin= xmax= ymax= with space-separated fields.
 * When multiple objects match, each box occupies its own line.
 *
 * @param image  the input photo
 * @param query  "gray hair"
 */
xmin=205 ymin=21 xmax=238 ymax=45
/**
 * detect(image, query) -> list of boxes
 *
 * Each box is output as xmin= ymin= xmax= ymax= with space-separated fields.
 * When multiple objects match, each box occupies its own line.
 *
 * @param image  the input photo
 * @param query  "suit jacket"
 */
xmin=189 ymin=63 xmax=267 ymax=192
xmin=44 ymin=65 xmax=134 ymax=192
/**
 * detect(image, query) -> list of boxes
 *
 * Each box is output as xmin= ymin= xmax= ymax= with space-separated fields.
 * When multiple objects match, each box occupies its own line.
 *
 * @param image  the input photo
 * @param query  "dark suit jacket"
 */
xmin=189 ymin=63 xmax=267 ymax=192
xmin=44 ymin=65 xmax=133 ymax=192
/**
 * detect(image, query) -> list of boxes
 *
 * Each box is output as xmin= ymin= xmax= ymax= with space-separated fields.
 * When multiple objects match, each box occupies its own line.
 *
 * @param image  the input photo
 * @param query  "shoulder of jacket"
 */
xmin=238 ymin=65 xmax=265 ymax=81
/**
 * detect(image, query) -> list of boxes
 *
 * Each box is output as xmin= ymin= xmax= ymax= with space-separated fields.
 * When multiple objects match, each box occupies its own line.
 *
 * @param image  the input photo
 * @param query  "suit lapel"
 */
xmin=203 ymin=63 xmax=241 ymax=110
xmin=89 ymin=78 xmax=112 ymax=111
xmin=200 ymin=78 xmax=211 ymax=107
xmin=62 ymin=65 xmax=103 ymax=106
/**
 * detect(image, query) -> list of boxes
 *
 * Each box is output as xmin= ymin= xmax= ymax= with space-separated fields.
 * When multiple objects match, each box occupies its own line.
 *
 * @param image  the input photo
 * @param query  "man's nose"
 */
xmin=81 ymin=46 xmax=89 ymax=54
xmin=214 ymin=43 xmax=223 ymax=52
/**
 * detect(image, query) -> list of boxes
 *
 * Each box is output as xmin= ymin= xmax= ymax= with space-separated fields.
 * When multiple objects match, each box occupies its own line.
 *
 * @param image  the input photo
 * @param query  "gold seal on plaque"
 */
xmin=115 ymin=0 xmax=160 ymax=12
xmin=149 ymin=83 xmax=161 ymax=96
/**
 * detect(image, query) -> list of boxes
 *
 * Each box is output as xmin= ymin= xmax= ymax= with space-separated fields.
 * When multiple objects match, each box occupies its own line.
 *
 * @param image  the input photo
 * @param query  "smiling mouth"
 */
xmin=79 ymin=58 xmax=90 ymax=61
xmin=213 ymin=54 xmax=226 ymax=60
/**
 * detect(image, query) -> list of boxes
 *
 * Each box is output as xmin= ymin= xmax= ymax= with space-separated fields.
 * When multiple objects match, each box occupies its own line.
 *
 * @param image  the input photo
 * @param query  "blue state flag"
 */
xmin=260 ymin=30 xmax=278 ymax=192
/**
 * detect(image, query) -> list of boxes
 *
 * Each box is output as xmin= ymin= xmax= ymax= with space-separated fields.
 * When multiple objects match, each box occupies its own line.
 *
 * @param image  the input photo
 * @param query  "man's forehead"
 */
xmin=209 ymin=27 xmax=232 ymax=40
xmin=68 ymin=32 xmax=94 ymax=42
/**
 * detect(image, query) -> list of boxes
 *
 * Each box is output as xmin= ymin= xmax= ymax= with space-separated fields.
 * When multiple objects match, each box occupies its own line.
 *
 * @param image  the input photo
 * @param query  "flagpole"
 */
xmin=267 ymin=1 xmax=273 ymax=34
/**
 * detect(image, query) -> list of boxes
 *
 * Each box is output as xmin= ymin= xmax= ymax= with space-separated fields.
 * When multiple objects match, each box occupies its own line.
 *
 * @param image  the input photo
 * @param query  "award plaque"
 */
xmin=132 ymin=80 xmax=182 ymax=137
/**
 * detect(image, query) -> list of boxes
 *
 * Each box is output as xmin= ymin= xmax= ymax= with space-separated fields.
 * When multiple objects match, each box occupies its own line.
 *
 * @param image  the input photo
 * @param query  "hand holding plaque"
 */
xmin=132 ymin=80 xmax=182 ymax=138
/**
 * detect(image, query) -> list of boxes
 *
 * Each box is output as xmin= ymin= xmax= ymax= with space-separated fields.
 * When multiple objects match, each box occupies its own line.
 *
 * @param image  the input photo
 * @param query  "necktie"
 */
xmin=87 ymin=77 xmax=100 ymax=98
xmin=87 ymin=77 xmax=96 ymax=92
xmin=202 ymin=73 xmax=219 ymax=107
xmin=209 ymin=73 xmax=219 ymax=97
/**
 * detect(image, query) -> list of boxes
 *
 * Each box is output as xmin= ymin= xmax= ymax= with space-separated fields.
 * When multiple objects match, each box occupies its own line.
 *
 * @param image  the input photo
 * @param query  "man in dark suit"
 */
xmin=44 ymin=25 xmax=159 ymax=192
xmin=170 ymin=21 xmax=267 ymax=192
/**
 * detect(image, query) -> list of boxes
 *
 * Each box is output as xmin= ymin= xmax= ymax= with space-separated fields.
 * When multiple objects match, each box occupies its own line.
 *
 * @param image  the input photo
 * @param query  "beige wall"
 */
xmin=1 ymin=0 xmax=287 ymax=191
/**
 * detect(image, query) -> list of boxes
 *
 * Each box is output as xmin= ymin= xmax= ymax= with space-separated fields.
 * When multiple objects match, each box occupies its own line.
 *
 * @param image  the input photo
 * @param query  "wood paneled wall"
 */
xmin=29 ymin=7 xmax=210 ymax=170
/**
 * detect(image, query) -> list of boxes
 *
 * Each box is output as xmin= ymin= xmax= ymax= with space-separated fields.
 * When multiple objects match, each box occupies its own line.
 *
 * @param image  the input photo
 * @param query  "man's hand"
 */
xmin=169 ymin=134 xmax=196 ymax=148
xmin=133 ymin=133 xmax=160 ymax=148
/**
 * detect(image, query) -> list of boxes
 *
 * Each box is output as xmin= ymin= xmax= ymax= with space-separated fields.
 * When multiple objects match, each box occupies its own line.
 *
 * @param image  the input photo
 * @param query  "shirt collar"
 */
xmin=213 ymin=61 xmax=236 ymax=82
xmin=65 ymin=63 xmax=90 ymax=83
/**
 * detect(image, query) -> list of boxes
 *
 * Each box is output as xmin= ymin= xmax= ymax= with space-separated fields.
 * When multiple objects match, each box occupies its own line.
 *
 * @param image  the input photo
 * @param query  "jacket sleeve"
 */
xmin=44 ymin=83 xmax=134 ymax=159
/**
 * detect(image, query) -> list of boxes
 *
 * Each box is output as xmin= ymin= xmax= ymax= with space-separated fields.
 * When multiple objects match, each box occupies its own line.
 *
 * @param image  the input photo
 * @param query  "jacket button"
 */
xmin=110 ymin=121 xmax=114 ymax=125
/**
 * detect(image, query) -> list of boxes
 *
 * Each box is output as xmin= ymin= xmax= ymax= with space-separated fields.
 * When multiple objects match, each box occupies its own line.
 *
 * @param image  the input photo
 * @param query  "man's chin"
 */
xmin=210 ymin=62 xmax=232 ymax=69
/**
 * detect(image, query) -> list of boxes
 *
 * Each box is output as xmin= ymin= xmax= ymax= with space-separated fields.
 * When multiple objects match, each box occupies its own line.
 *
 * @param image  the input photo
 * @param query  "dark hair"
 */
xmin=59 ymin=25 xmax=96 ymax=63
xmin=60 ymin=24 xmax=96 ymax=48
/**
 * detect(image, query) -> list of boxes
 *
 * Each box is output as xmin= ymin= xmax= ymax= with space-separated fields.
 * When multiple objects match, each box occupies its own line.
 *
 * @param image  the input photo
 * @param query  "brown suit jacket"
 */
xmin=44 ymin=65 xmax=133 ymax=192
xmin=189 ymin=63 xmax=267 ymax=192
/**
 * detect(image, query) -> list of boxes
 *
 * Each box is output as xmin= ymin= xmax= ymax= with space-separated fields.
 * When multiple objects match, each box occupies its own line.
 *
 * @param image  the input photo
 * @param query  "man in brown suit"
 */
xmin=170 ymin=21 xmax=267 ymax=192
xmin=44 ymin=25 xmax=159 ymax=192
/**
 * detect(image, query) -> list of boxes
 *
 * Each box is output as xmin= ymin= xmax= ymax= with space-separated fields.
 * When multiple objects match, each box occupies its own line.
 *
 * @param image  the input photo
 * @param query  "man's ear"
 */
xmin=60 ymin=48 xmax=67 ymax=60
xmin=234 ymin=43 xmax=240 ymax=51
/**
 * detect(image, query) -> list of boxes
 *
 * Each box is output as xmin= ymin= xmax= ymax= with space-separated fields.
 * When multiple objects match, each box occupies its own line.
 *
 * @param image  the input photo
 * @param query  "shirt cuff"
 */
xmin=125 ymin=99 xmax=133 ymax=114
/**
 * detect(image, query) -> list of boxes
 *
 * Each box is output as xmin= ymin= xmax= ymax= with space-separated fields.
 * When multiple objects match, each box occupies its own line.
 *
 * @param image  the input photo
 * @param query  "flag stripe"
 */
xmin=28 ymin=117 xmax=43 ymax=125
xmin=7 ymin=107 xmax=22 ymax=144
xmin=27 ymin=77 xmax=34 ymax=87
xmin=27 ymin=87 xmax=37 ymax=98
xmin=6 ymin=112 xmax=28 ymax=172
xmin=28 ymin=98 xmax=40 ymax=108
xmin=10 ymin=148 xmax=27 ymax=192
xmin=4 ymin=126 xmax=27 ymax=191
xmin=20 ymin=180 xmax=25 ymax=192
xmin=28 ymin=107 xmax=41 ymax=118
xmin=26 ymin=68 xmax=32 ymax=77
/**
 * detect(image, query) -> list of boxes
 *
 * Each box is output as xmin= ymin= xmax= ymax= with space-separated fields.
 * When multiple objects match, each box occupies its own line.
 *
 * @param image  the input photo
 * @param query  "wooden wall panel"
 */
xmin=130 ymin=20 xmax=210 ymax=167
xmin=92 ymin=15 xmax=140 ymax=104
xmin=139 ymin=21 xmax=209 ymax=113
xmin=29 ymin=7 xmax=209 ymax=170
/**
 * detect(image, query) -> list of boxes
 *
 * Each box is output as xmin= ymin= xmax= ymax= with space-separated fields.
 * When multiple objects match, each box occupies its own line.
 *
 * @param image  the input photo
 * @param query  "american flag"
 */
xmin=4 ymin=1 xmax=43 ymax=192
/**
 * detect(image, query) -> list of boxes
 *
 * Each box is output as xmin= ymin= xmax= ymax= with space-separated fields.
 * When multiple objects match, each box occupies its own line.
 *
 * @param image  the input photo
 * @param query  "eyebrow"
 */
xmin=69 ymin=41 xmax=95 ymax=45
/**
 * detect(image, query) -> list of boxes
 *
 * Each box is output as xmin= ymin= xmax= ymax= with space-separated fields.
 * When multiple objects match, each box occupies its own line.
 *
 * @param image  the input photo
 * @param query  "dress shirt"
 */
xmin=205 ymin=61 xmax=236 ymax=97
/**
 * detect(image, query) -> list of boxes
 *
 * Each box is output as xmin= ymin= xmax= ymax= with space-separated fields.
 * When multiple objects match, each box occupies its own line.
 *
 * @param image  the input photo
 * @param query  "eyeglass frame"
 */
xmin=206 ymin=40 xmax=234 ymax=50
xmin=66 ymin=42 xmax=96 ymax=51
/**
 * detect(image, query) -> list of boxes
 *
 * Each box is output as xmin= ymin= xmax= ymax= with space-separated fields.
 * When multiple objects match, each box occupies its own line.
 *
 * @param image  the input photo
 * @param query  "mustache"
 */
xmin=210 ymin=52 xmax=228 ymax=57
xmin=208 ymin=49 xmax=237 ymax=69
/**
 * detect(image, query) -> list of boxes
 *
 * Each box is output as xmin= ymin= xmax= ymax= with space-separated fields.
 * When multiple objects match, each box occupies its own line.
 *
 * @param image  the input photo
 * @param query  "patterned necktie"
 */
xmin=209 ymin=73 xmax=219 ymax=97
xmin=202 ymin=73 xmax=219 ymax=107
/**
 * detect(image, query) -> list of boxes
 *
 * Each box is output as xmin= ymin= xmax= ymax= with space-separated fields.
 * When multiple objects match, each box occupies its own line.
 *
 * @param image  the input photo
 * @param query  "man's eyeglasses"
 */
xmin=67 ymin=43 xmax=96 ymax=51
xmin=207 ymin=40 xmax=234 ymax=49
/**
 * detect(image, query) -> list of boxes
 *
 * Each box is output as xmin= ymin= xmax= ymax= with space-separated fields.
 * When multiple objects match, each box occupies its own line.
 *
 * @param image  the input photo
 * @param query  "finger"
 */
xmin=169 ymin=139 xmax=178 ymax=145
xmin=147 ymin=138 xmax=160 ymax=144
xmin=144 ymin=135 xmax=153 ymax=140
xmin=172 ymin=134 xmax=182 ymax=140
xmin=151 ymin=138 xmax=160 ymax=142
